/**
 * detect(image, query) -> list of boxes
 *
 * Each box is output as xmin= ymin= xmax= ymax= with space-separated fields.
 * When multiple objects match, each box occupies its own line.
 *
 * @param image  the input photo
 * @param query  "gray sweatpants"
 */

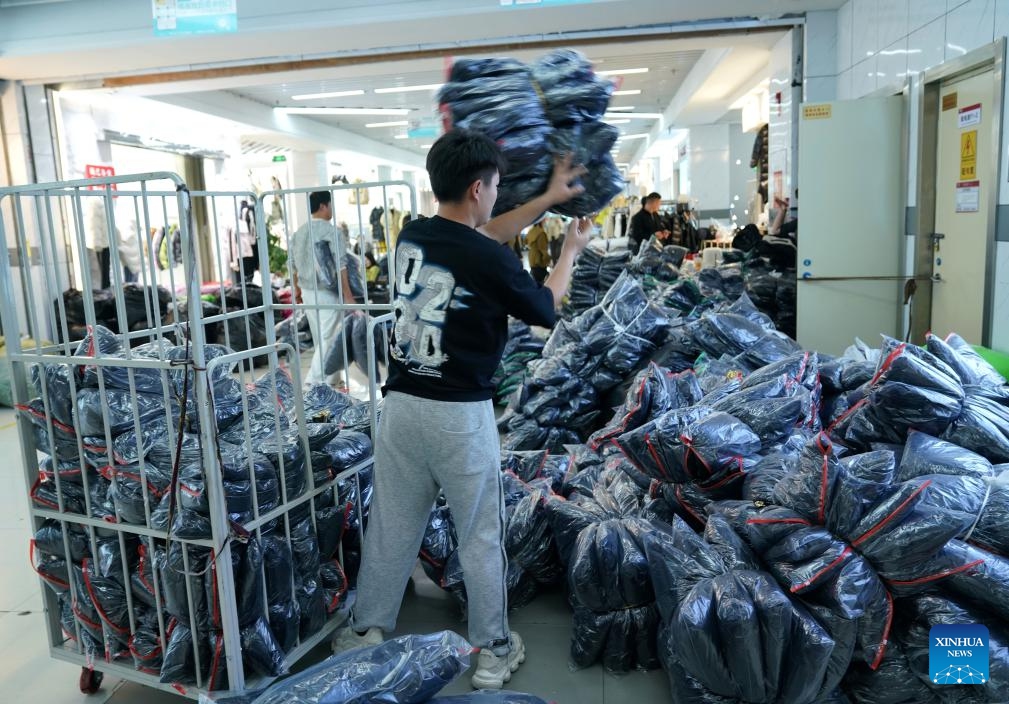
xmin=353 ymin=391 xmax=509 ymax=651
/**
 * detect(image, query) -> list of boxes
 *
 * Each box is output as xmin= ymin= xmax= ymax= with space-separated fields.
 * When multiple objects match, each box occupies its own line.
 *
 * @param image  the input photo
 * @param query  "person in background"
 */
xmin=627 ymin=192 xmax=670 ymax=254
xmin=770 ymin=194 xmax=798 ymax=242
xmin=332 ymin=129 xmax=591 ymax=691
xmin=545 ymin=215 xmax=565 ymax=266
xmin=525 ymin=220 xmax=550 ymax=285
xmin=365 ymin=251 xmax=381 ymax=283
xmin=288 ymin=190 xmax=356 ymax=386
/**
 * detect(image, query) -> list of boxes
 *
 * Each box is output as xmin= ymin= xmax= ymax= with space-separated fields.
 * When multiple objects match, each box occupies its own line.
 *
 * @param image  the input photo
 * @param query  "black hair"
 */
xmin=426 ymin=129 xmax=507 ymax=204
xmin=309 ymin=190 xmax=332 ymax=214
xmin=643 ymin=192 xmax=662 ymax=205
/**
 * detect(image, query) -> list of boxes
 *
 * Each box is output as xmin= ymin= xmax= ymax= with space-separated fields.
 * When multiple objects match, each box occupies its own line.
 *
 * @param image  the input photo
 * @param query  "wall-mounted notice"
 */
xmin=153 ymin=0 xmax=237 ymax=36
xmin=956 ymin=180 xmax=980 ymax=213
xmin=958 ymin=103 xmax=982 ymax=128
xmin=960 ymin=130 xmax=977 ymax=180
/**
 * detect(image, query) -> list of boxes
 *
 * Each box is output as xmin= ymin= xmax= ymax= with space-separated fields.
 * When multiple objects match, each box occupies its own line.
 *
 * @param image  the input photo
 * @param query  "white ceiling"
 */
xmin=221 ymin=43 xmax=708 ymax=162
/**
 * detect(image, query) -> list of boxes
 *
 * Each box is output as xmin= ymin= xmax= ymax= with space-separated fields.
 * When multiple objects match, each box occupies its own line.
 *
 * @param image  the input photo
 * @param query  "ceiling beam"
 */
xmin=97 ymin=21 xmax=794 ymax=90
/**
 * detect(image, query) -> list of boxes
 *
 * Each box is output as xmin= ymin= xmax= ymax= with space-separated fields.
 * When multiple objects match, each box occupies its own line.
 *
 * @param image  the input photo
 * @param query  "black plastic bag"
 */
xmin=241 ymin=616 xmax=289 ymax=677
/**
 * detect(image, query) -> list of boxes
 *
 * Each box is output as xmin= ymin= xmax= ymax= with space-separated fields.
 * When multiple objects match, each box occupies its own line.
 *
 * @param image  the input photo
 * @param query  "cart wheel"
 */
xmin=79 ymin=667 xmax=103 ymax=695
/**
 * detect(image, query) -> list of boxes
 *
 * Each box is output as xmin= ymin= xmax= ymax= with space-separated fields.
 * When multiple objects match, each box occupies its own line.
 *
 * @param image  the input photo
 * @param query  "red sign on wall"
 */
xmin=84 ymin=164 xmax=117 ymax=190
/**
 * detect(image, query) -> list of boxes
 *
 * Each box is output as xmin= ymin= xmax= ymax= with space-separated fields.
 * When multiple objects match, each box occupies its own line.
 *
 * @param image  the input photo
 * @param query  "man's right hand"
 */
xmin=544 ymin=155 xmax=588 ymax=206
xmin=295 ymin=286 xmax=303 ymax=305
xmin=562 ymin=217 xmax=593 ymax=257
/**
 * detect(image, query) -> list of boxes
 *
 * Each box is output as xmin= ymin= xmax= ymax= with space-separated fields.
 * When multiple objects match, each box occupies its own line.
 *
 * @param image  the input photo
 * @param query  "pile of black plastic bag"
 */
xmin=438 ymin=49 xmax=624 ymax=218
xmin=422 ymin=255 xmax=1009 ymax=702
xmin=22 ymin=324 xmax=375 ymax=690
xmin=563 ymin=245 xmax=632 ymax=318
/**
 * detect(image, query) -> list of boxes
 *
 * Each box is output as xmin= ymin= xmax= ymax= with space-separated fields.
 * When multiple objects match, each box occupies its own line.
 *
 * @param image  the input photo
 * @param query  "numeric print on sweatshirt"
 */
xmin=392 ymin=243 xmax=457 ymax=373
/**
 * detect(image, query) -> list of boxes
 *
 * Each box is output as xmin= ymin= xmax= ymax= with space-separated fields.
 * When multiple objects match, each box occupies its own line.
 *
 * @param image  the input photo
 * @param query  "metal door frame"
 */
xmin=913 ymin=38 xmax=1006 ymax=345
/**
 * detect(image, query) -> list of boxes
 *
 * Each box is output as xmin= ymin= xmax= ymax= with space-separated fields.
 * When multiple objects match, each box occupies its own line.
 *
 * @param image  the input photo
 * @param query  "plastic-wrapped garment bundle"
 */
xmin=302 ymin=384 xmax=357 ymax=424
xmin=645 ymin=516 xmax=842 ymax=704
xmin=568 ymin=517 xmax=656 ymax=613
xmin=588 ymin=364 xmax=703 ymax=450
xmin=842 ymin=641 xmax=942 ymax=704
xmin=249 ymin=631 xmax=471 ymax=704
xmin=866 ymin=340 xmax=965 ymax=434
xmin=712 ymin=501 xmax=892 ymax=672
xmin=614 ymin=408 xmax=759 ymax=489
xmin=693 ymin=311 xmax=774 ymax=359
xmin=438 ymin=60 xmax=553 ymax=216
xmin=531 ymin=49 xmax=611 ymax=124
xmin=928 ymin=332 xmax=1007 ymax=387
xmin=129 ymin=608 xmax=165 ymax=674
xmin=33 ymin=519 xmax=90 ymax=562
xmin=159 ymin=542 xmax=211 ymax=632
xmin=941 ymin=392 xmax=1009 ymax=463
xmin=505 ymin=489 xmax=562 ymax=584
xmin=896 ymin=430 xmax=994 ymax=482
xmin=882 ymin=594 xmax=1008 ymax=703
xmin=420 ymin=504 xmax=456 ymax=587
xmin=709 ymin=375 xmax=810 ymax=446
xmin=570 ymin=601 xmax=660 ymax=672
xmin=500 ymin=450 xmax=570 ymax=491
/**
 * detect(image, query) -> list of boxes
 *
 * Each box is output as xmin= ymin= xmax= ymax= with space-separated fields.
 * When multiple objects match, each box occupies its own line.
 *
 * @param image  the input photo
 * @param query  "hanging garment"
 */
xmin=750 ymin=124 xmax=769 ymax=203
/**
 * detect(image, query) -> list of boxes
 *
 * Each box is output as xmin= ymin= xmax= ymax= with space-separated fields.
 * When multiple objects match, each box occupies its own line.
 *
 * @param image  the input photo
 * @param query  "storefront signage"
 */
xmin=84 ymin=164 xmax=117 ymax=191
xmin=942 ymin=93 xmax=958 ymax=111
xmin=802 ymin=104 xmax=832 ymax=120
xmin=956 ymin=180 xmax=980 ymax=213
xmin=960 ymin=130 xmax=977 ymax=180
xmin=272 ymin=155 xmax=287 ymax=163
xmin=153 ymin=0 xmax=237 ymax=36
xmin=958 ymin=103 xmax=982 ymax=128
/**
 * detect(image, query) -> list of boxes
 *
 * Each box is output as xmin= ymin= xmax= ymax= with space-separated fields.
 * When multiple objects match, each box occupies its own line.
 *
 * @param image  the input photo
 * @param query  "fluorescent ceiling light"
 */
xmin=604 ymin=119 xmax=630 ymax=125
xmin=290 ymin=89 xmax=365 ymax=100
xmin=421 ymin=144 xmax=433 ymax=149
xmin=603 ymin=112 xmax=663 ymax=120
xmin=275 ymin=107 xmax=410 ymax=116
xmin=374 ymin=83 xmax=444 ymax=94
xmin=597 ymin=68 xmax=649 ymax=76
xmin=617 ymin=133 xmax=650 ymax=141
xmin=394 ymin=135 xmax=409 ymax=140
xmin=607 ymin=106 xmax=635 ymax=111
xmin=612 ymin=89 xmax=641 ymax=96
xmin=365 ymin=120 xmax=409 ymax=128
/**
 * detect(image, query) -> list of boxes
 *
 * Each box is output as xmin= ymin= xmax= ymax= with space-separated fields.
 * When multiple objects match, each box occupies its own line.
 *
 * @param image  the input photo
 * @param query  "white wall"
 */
xmin=729 ymin=122 xmax=757 ymax=226
xmin=687 ymin=124 xmax=730 ymax=214
xmin=835 ymin=0 xmax=1004 ymax=100
xmin=829 ymin=0 xmax=1009 ymax=351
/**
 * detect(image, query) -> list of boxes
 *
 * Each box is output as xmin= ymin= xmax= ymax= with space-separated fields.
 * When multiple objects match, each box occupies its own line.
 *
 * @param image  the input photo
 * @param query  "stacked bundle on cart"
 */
xmin=21 ymin=325 xmax=375 ymax=691
xmin=439 ymin=49 xmax=623 ymax=218
xmin=500 ymin=272 xmax=672 ymax=453
xmin=492 ymin=320 xmax=548 ymax=406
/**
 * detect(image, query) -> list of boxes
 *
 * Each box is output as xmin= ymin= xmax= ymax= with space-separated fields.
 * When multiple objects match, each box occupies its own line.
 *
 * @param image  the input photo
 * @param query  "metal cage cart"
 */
xmin=0 ymin=172 xmax=411 ymax=699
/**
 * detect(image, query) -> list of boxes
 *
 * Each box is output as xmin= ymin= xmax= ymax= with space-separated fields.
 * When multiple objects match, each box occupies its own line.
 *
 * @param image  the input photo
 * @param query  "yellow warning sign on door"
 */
xmin=961 ymin=130 xmax=977 ymax=180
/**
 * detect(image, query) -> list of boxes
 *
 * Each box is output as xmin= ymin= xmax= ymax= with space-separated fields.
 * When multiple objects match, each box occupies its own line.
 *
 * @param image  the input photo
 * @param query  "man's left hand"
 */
xmin=544 ymin=154 xmax=588 ymax=205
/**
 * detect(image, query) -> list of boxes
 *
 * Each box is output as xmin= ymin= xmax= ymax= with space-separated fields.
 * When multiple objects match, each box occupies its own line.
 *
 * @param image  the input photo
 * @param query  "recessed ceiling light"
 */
xmin=374 ymin=83 xmax=444 ymax=94
xmin=608 ymin=106 xmax=635 ymax=112
xmin=365 ymin=120 xmax=410 ymax=128
xmin=394 ymin=135 xmax=409 ymax=140
xmin=421 ymin=144 xmax=433 ymax=149
xmin=597 ymin=68 xmax=649 ymax=76
xmin=603 ymin=112 xmax=663 ymax=120
xmin=612 ymin=90 xmax=642 ymax=96
xmin=617 ymin=133 xmax=650 ymax=140
xmin=275 ymin=107 xmax=411 ymax=116
xmin=290 ymin=89 xmax=365 ymax=100
xmin=604 ymin=119 xmax=630 ymax=125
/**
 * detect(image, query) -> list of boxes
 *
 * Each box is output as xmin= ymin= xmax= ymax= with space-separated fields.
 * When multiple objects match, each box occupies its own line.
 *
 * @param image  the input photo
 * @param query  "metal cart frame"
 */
xmin=0 ymin=172 xmax=413 ymax=699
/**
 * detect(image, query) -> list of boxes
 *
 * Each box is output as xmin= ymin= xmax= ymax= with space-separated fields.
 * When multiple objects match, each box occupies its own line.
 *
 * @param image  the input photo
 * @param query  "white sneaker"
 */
xmin=471 ymin=632 xmax=526 ymax=689
xmin=331 ymin=625 xmax=384 ymax=654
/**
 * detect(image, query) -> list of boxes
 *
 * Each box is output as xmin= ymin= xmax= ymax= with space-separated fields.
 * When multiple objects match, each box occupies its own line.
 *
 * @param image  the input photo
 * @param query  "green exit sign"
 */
xmin=272 ymin=155 xmax=287 ymax=163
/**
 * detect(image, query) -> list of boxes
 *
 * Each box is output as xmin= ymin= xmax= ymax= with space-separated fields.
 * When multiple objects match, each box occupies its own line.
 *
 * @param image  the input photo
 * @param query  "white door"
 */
xmin=930 ymin=71 xmax=996 ymax=344
xmin=797 ymin=96 xmax=905 ymax=355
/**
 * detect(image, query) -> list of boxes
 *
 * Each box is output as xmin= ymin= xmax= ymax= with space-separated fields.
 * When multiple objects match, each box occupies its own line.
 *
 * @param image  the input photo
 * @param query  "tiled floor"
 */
xmin=0 ymin=404 xmax=673 ymax=703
